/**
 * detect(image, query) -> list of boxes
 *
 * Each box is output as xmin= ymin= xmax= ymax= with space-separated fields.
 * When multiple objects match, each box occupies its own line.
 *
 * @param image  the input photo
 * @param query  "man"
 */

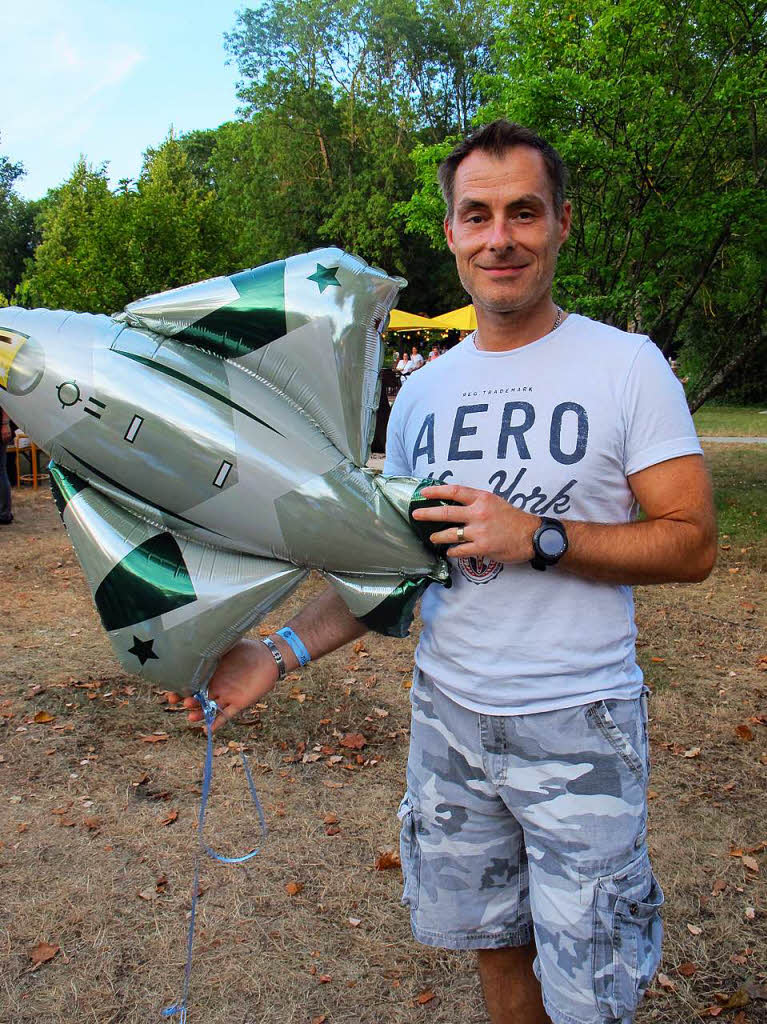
xmin=409 ymin=345 xmax=425 ymax=371
xmin=184 ymin=121 xmax=715 ymax=1023
xmin=0 ymin=405 xmax=13 ymax=524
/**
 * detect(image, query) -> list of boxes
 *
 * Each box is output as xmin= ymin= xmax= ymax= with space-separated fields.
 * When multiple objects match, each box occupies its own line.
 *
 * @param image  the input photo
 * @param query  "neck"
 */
xmin=473 ymin=297 xmax=563 ymax=352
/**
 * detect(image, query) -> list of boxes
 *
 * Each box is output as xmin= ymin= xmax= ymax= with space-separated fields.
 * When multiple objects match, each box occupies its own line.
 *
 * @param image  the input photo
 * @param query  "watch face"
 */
xmin=539 ymin=526 xmax=566 ymax=558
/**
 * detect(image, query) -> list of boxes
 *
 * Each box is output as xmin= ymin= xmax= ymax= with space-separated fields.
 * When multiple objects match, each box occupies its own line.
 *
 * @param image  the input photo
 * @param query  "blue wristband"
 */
xmin=276 ymin=627 xmax=311 ymax=667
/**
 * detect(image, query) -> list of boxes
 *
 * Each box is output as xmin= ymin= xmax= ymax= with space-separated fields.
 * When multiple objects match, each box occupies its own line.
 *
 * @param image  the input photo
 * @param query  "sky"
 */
xmin=3 ymin=0 xmax=245 ymax=199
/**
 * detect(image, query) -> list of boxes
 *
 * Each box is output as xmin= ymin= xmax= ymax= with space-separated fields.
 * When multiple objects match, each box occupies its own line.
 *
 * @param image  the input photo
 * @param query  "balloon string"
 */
xmin=163 ymin=688 xmax=267 ymax=1021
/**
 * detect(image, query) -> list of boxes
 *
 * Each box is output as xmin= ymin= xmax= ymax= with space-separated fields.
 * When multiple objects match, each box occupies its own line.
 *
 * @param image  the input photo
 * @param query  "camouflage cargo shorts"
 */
xmin=398 ymin=668 xmax=664 ymax=1024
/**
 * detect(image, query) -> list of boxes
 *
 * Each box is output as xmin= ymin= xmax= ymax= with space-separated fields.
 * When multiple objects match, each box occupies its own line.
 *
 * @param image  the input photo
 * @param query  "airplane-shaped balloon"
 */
xmin=0 ymin=249 xmax=449 ymax=695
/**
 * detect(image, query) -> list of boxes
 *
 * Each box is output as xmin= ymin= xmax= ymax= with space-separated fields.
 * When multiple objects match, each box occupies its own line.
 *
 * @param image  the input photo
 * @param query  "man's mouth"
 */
xmin=478 ymin=264 xmax=528 ymax=276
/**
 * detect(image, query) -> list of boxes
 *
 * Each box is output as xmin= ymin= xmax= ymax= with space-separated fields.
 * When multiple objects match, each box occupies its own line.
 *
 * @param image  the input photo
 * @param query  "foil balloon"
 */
xmin=0 ymin=248 xmax=449 ymax=695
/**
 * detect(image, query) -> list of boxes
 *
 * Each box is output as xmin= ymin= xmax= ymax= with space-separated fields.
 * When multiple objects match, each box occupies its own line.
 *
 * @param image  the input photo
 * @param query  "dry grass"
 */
xmin=1 ymin=445 xmax=765 ymax=1023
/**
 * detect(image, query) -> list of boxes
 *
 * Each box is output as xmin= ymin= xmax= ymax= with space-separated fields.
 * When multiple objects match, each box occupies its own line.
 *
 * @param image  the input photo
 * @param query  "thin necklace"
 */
xmin=552 ymin=306 xmax=563 ymax=332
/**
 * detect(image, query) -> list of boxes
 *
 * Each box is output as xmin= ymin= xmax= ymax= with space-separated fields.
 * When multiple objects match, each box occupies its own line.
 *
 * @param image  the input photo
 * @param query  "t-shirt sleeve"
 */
xmin=382 ymin=389 xmax=412 ymax=477
xmin=622 ymin=340 xmax=703 ymax=476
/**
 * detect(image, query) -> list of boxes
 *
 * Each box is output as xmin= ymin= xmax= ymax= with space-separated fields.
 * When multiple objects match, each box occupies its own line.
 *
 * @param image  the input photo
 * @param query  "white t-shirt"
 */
xmin=383 ymin=314 xmax=702 ymax=715
xmin=410 ymin=352 xmax=425 ymax=369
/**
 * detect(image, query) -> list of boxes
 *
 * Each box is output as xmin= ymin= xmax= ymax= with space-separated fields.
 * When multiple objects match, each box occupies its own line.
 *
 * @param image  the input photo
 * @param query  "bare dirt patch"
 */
xmin=1 ymin=451 xmax=765 ymax=1023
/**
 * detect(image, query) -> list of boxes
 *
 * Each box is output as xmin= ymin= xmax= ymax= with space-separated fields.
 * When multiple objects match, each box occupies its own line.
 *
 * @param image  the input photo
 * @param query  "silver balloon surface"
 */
xmin=0 ymin=249 xmax=448 ymax=694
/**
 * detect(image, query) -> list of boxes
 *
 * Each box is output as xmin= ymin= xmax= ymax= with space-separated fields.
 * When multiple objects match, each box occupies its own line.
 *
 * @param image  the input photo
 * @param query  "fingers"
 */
xmin=418 ymin=483 xmax=478 ymax=506
xmin=413 ymin=502 xmax=467 ymax=524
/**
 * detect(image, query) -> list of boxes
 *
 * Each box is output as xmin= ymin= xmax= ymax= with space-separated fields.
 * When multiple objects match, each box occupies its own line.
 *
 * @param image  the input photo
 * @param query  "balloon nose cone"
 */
xmin=0 ymin=330 xmax=45 ymax=396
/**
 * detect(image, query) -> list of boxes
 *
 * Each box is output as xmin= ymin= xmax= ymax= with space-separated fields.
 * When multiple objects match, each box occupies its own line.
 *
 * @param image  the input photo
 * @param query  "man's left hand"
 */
xmin=413 ymin=484 xmax=540 ymax=562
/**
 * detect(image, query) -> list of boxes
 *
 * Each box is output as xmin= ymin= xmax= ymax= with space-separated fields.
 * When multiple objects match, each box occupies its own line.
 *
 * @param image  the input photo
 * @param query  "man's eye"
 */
xmin=466 ymin=215 xmax=484 ymax=224
xmin=516 ymin=210 xmax=535 ymax=221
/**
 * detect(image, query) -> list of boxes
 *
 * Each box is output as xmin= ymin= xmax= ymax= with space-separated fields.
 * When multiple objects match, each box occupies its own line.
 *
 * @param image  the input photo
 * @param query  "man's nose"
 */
xmin=487 ymin=217 xmax=515 ymax=252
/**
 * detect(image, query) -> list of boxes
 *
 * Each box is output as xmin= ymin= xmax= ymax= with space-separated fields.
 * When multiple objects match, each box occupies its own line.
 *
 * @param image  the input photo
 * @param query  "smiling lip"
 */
xmin=479 ymin=265 xmax=528 ymax=277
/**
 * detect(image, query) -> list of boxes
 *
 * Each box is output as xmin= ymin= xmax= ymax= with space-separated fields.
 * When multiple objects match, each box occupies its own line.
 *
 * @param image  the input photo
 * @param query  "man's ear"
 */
xmin=444 ymin=216 xmax=456 ymax=253
xmin=558 ymin=201 xmax=572 ymax=247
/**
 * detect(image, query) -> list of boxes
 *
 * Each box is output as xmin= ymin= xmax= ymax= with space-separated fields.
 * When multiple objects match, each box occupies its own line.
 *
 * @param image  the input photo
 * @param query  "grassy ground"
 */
xmin=693 ymin=405 xmax=767 ymax=437
xmin=0 ymin=445 xmax=765 ymax=1024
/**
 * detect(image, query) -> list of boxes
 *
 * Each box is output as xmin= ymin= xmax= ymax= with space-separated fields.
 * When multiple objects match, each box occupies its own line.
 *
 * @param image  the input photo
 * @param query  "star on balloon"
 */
xmin=307 ymin=263 xmax=341 ymax=293
xmin=128 ymin=636 xmax=159 ymax=665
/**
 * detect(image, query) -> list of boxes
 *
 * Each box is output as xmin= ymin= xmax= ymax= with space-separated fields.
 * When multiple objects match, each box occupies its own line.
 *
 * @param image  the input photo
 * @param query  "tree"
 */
xmin=402 ymin=0 xmax=767 ymax=406
xmin=0 ymin=147 xmax=38 ymax=301
xmin=16 ymin=159 xmax=132 ymax=312
xmin=222 ymin=0 xmax=493 ymax=307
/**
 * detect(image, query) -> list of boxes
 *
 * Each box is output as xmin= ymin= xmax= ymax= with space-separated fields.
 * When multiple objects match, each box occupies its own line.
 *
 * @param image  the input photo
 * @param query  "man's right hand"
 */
xmin=182 ymin=638 xmax=282 ymax=732
xmin=178 ymin=586 xmax=368 ymax=733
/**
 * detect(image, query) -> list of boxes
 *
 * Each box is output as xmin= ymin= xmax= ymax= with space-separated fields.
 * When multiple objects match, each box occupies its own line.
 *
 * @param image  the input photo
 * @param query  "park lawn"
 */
xmin=0 ymin=444 xmax=765 ymax=1024
xmin=693 ymin=404 xmax=767 ymax=437
xmin=702 ymin=444 xmax=767 ymax=559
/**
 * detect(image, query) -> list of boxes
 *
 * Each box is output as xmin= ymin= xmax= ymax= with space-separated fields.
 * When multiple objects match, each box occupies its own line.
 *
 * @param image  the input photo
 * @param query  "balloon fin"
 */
xmin=324 ymin=571 xmax=430 ymax=639
xmin=50 ymin=462 xmax=307 ymax=694
xmin=116 ymin=248 xmax=406 ymax=466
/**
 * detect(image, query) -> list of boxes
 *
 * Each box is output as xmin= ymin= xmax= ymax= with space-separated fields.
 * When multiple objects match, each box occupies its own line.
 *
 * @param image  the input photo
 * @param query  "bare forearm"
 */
xmin=560 ymin=517 xmax=717 ymax=585
xmin=270 ymin=585 xmax=368 ymax=672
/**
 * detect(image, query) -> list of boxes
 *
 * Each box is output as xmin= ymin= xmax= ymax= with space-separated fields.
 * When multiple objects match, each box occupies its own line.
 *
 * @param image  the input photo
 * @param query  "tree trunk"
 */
xmin=686 ymin=329 xmax=766 ymax=413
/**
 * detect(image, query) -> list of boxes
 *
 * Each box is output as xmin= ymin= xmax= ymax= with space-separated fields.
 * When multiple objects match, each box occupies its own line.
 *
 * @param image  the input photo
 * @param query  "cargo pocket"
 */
xmin=397 ymin=794 xmax=421 ymax=911
xmin=586 ymin=700 xmax=645 ymax=782
xmin=592 ymin=852 xmax=664 ymax=1019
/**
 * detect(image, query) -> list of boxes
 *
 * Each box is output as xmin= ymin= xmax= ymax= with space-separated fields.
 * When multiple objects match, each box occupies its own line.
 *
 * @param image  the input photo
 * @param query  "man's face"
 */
xmin=444 ymin=146 xmax=571 ymax=317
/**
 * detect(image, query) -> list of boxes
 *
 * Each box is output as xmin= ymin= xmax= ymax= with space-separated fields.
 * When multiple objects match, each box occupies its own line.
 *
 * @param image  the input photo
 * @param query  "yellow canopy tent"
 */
xmin=428 ymin=304 xmax=477 ymax=331
xmin=386 ymin=309 xmax=438 ymax=331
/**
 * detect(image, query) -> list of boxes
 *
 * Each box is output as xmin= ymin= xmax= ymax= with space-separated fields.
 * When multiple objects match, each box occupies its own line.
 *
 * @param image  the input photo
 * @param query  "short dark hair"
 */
xmin=438 ymin=120 xmax=568 ymax=219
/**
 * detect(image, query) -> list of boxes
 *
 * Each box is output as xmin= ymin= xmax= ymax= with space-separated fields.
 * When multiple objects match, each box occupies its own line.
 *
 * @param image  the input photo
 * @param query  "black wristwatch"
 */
xmin=531 ymin=517 xmax=568 ymax=571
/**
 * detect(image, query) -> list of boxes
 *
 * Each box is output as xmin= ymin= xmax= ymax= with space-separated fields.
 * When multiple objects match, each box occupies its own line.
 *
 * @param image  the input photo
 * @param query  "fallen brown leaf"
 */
xmin=415 ymin=990 xmax=435 ymax=1005
xmin=33 ymin=711 xmax=55 ymax=723
xmin=29 ymin=941 xmax=59 ymax=967
xmin=375 ymin=850 xmax=401 ymax=870
xmin=285 ymin=881 xmax=304 ymax=896
xmin=687 ymin=923 xmax=703 ymax=936
xmin=311 ymin=1016 xmax=327 ymax=1024
xmin=677 ymin=961 xmax=697 ymax=977
xmin=159 ymin=809 xmax=178 ymax=826
xmin=742 ymin=855 xmax=759 ymax=872
xmin=140 ymin=732 xmax=169 ymax=743
xmin=736 ymin=724 xmax=755 ymax=742
xmin=318 ymin=974 xmax=332 ymax=984
xmin=683 ymin=746 xmax=701 ymax=758
xmin=339 ymin=732 xmax=366 ymax=750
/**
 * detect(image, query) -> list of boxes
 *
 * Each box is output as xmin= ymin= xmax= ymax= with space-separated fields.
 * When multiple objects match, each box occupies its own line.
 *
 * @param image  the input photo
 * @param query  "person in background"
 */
xmin=395 ymin=351 xmax=408 ymax=374
xmin=0 ymin=404 xmax=13 ymax=525
xmin=428 ymin=343 xmax=440 ymax=361
xmin=409 ymin=345 xmax=425 ymax=371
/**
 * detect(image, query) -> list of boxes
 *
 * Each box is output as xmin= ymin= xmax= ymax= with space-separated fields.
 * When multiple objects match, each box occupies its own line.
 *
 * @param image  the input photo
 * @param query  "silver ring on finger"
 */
xmin=456 ymin=526 xmax=465 ymax=543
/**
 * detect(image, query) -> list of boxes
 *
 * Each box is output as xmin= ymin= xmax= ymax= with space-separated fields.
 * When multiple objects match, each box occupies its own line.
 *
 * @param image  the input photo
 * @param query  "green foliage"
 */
xmin=0 ymin=148 xmax=38 ymax=299
xmin=402 ymin=0 xmax=766 ymax=404
xmin=6 ymin=0 xmax=764 ymax=409
xmin=18 ymin=138 xmax=222 ymax=312
xmin=16 ymin=159 xmax=131 ymax=312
